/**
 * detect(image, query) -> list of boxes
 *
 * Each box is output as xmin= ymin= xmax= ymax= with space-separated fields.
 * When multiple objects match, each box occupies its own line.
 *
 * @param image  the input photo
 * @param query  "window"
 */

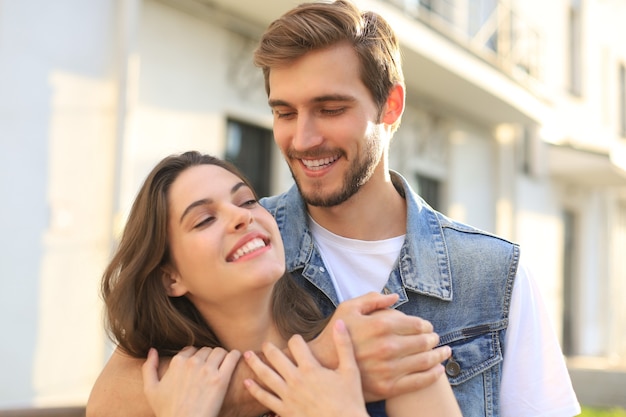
xmin=519 ymin=127 xmax=530 ymax=176
xmin=468 ymin=0 xmax=498 ymax=52
xmin=567 ymin=0 xmax=583 ymax=96
xmin=518 ymin=125 xmax=543 ymax=177
xmin=562 ymin=209 xmax=579 ymax=356
xmin=618 ymin=64 xmax=626 ymax=138
xmin=225 ymin=119 xmax=273 ymax=198
xmin=416 ymin=0 xmax=457 ymax=25
xmin=415 ymin=174 xmax=441 ymax=212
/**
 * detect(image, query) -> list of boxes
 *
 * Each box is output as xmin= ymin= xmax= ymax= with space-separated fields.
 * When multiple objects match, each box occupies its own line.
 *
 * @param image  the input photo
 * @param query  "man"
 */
xmin=252 ymin=1 xmax=580 ymax=416
xmin=88 ymin=1 xmax=580 ymax=416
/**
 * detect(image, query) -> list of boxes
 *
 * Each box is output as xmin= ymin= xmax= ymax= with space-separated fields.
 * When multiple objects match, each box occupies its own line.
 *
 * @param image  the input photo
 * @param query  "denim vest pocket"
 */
xmin=441 ymin=327 xmax=503 ymax=386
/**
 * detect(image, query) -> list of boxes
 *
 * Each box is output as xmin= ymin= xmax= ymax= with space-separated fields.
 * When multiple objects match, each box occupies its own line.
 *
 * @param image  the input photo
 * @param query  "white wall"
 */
xmin=119 ymin=0 xmax=272 ymax=213
xmin=515 ymin=176 xmax=564 ymax=336
xmin=0 ymin=0 xmax=119 ymax=408
xmin=446 ymin=124 xmax=496 ymax=233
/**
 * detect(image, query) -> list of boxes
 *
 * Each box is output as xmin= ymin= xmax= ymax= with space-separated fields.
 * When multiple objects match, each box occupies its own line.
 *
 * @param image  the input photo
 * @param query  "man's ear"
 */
xmin=161 ymin=266 xmax=188 ymax=297
xmin=381 ymin=83 xmax=405 ymax=125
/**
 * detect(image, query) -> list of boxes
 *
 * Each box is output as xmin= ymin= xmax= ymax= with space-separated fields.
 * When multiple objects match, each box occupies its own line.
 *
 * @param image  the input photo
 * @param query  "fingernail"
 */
xmin=335 ymin=319 xmax=346 ymax=332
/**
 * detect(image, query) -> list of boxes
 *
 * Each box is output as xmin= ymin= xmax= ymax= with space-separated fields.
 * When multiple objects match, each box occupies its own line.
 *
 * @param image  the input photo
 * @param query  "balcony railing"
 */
xmin=383 ymin=0 xmax=543 ymax=89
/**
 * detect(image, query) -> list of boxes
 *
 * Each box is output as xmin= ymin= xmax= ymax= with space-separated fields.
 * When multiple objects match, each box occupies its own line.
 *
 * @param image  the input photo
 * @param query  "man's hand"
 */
xmin=142 ymin=347 xmax=241 ymax=417
xmin=308 ymin=292 xmax=451 ymax=401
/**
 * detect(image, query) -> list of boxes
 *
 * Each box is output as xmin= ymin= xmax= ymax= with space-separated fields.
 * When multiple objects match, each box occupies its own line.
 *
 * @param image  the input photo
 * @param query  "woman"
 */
xmin=102 ymin=151 xmax=461 ymax=417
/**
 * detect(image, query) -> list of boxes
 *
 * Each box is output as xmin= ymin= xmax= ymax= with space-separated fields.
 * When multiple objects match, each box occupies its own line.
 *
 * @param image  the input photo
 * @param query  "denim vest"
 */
xmin=260 ymin=172 xmax=519 ymax=417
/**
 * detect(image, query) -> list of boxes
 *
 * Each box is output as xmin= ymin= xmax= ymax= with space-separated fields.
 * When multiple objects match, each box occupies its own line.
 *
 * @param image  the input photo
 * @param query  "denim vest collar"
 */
xmin=264 ymin=171 xmax=453 ymax=306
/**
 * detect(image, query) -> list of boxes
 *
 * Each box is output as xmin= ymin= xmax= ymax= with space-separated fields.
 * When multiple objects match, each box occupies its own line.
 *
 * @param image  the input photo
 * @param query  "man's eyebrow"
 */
xmin=179 ymin=181 xmax=248 ymax=224
xmin=268 ymin=98 xmax=291 ymax=108
xmin=311 ymin=94 xmax=355 ymax=103
xmin=268 ymin=94 xmax=355 ymax=108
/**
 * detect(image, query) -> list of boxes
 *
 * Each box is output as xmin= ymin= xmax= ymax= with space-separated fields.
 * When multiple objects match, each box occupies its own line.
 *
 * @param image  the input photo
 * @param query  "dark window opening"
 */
xmin=415 ymin=174 xmax=441 ymax=212
xmin=562 ymin=209 xmax=579 ymax=356
xmin=225 ymin=119 xmax=273 ymax=198
xmin=567 ymin=0 xmax=583 ymax=96
xmin=619 ymin=64 xmax=626 ymax=138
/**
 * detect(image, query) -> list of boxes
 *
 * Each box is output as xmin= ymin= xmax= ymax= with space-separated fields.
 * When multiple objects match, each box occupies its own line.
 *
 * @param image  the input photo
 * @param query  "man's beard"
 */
xmin=289 ymin=139 xmax=382 ymax=207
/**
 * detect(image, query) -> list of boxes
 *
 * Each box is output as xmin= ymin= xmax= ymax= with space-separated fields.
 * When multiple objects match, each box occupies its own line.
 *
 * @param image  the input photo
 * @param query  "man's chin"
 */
xmin=301 ymin=190 xmax=349 ymax=208
xmin=292 ymin=175 xmax=350 ymax=207
xmin=298 ymin=188 xmax=329 ymax=207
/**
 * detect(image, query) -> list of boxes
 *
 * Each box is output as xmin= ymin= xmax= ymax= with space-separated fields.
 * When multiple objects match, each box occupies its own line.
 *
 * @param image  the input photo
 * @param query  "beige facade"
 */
xmin=0 ymin=0 xmax=624 ymax=411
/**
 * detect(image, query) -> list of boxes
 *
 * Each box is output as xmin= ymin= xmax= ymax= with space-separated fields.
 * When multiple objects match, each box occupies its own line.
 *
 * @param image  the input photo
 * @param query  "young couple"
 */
xmin=98 ymin=150 xmax=460 ymax=417
xmin=87 ymin=1 xmax=580 ymax=416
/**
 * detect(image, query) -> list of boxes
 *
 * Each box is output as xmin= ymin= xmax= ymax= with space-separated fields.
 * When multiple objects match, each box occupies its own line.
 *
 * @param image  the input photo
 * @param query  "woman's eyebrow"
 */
xmin=179 ymin=182 xmax=248 ymax=224
xmin=231 ymin=182 xmax=248 ymax=194
xmin=180 ymin=198 xmax=212 ymax=224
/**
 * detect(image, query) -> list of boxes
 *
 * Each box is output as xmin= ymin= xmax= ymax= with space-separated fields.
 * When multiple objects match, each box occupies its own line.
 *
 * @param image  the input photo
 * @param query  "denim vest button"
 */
xmin=319 ymin=267 xmax=325 ymax=272
xmin=445 ymin=356 xmax=461 ymax=377
xmin=383 ymin=287 xmax=391 ymax=294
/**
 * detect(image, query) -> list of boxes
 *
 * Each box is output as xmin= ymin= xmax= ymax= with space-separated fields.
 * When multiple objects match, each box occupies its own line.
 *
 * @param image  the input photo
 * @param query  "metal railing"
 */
xmin=384 ymin=0 xmax=543 ymax=88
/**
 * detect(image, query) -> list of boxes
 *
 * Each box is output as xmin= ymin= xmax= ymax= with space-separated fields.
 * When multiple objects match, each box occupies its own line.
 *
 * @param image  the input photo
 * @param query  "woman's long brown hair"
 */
xmin=102 ymin=151 xmax=327 ymax=357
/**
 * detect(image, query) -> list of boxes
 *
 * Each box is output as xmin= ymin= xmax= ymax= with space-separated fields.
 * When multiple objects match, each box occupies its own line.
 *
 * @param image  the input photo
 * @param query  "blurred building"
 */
xmin=0 ymin=0 xmax=625 ymax=412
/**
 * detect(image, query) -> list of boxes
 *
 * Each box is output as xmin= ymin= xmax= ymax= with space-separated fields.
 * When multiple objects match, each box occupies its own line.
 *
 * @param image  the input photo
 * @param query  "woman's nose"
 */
xmin=231 ymin=207 xmax=253 ymax=231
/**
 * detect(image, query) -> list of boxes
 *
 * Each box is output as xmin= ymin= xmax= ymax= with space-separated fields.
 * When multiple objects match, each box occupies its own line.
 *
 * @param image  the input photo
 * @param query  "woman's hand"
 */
xmin=243 ymin=320 xmax=369 ymax=417
xmin=142 ymin=346 xmax=241 ymax=417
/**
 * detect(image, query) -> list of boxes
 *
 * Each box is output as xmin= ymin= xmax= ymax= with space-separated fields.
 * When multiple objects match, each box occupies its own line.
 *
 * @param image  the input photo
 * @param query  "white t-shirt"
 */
xmin=500 ymin=261 xmax=581 ymax=417
xmin=310 ymin=218 xmax=581 ymax=417
xmin=309 ymin=217 xmax=405 ymax=300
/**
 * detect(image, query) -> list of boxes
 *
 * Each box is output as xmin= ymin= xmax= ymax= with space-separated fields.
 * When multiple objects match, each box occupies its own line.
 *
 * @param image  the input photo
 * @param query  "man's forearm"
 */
xmin=218 ymin=352 xmax=270 ymax=417
xmin=87 ymin=347 xmax=269 ymax=417
xmin=86 ymin=349 xmax=154 ymax=417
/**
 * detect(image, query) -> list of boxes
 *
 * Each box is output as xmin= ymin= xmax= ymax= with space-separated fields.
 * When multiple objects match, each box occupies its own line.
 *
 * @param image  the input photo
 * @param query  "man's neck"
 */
xmin=307 ymin=172 xmax=407 ymax=241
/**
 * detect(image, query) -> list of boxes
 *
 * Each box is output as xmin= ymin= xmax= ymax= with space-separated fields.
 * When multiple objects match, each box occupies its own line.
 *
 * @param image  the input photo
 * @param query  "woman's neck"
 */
xmin=217 ymin=313 xmax=285 ymax=352
xmin=194 ymin=293 xmax=286 ymax=352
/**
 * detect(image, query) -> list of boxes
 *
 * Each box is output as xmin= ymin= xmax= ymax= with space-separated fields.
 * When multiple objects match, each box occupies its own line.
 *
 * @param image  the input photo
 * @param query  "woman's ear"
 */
xmin=382 ymin=83 xmax=405 ymax=125
xmin=161 ymin=266 xmax=188 ymax=297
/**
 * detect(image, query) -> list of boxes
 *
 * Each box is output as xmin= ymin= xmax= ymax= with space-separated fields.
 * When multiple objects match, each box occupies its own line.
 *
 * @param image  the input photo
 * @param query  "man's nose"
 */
xmin=292 ymin=114 xmax=323 ymax=151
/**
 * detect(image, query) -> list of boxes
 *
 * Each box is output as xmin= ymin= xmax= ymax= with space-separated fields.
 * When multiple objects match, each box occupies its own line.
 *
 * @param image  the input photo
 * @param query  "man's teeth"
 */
xmin=230 ymin=238 xmax=266 ymax=261
xmin=302 ymin=156 xmax=338 ymax=169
